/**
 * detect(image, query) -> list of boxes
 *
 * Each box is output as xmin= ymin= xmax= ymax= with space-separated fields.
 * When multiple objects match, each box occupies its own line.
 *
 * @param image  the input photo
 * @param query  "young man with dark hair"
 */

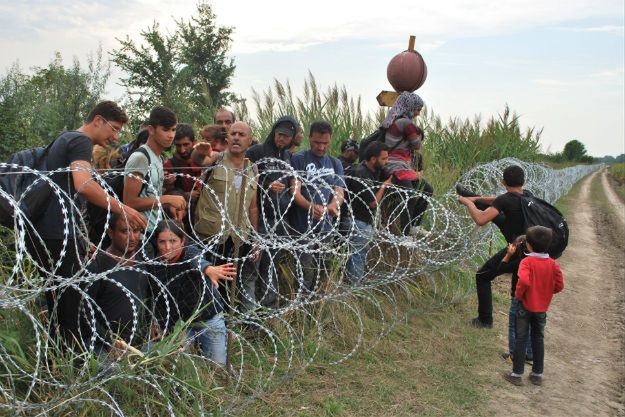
xmin=458 ymin=165 xmax=533 ymax=328
xmin=214 ymin=108 xmax=235 ymax=133
xmin=124 ymin=106 xmax=187 ymax=235
xmin=289 ymin=120 xmax=345 ymax=293
xmin=164 ymin=123 xmax=202 ymax=199
xmin=84 ymin=213 xmax=151 ymax=355
xmin=26 ymin=100 xmax=147 ymax=347
xmin=504 ymin=225 xmax=564 ymax=386
xmin=344 ymin=141 xmax=392 ymax=284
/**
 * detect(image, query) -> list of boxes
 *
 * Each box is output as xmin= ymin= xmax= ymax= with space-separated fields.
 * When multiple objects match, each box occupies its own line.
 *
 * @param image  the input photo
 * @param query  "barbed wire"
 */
xmin=0 ymin=158 xmax=600 ymax=416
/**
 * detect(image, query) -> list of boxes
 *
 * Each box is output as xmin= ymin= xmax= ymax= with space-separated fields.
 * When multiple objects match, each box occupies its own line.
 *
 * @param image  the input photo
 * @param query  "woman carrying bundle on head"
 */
xmin=382 ymin=91 xmax=433 ymax=236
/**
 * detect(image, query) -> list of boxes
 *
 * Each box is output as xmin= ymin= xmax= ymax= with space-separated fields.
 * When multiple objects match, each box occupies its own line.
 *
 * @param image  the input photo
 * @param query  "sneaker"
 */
xmin=470 ymin=317 xmax=493 ymax=329
xmin=502 ymin=372 xmax=524 ymax=386
xmin=529 ymin=373 xmax=543 ymax=386
xmin=455 ymin=184 xmax=479 ymax=198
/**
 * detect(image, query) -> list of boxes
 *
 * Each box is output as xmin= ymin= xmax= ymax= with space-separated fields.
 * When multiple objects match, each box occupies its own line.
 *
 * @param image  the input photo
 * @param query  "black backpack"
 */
xmin=518 ymin=194 xmax=569 ymax=259
xmin=0 ymin=133 xmax=81 ymax=228
xmin=358 ymin=128 xmax=386 ymax=162
xmin=86 ymin=146 xmax=152 ymax=242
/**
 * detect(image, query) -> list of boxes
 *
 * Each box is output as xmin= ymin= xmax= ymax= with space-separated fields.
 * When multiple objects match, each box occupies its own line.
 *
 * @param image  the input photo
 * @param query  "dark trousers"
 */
xmin=26 ymin=235 xmax=86 ymax=347
xmin=476 ymin=247 xmax=508 ymax=325
xmin=513 ymin=305 xmax=546 ymax=375
xmin=205 ymin=237 xmax=257 ymax=313
xmin=255 ymin=249 xmax=283 ymax=308
xmin=394 ymin=178 xmax=434 ymax=234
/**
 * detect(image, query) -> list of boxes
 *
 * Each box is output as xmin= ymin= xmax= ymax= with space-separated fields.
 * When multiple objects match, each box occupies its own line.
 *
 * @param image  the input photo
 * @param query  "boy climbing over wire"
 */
xmin=503 ymin=225 xmax=564 ymax=386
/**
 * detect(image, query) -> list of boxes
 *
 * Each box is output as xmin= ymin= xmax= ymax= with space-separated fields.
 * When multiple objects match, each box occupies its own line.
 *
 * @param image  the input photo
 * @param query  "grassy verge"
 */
xmin=608 ymin=163 xmax=625 ymax=203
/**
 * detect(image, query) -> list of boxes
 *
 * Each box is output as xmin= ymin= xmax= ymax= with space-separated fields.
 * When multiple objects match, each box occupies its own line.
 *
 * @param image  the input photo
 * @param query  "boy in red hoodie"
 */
xmin=504 ymin=225 xmax=564 ymax=386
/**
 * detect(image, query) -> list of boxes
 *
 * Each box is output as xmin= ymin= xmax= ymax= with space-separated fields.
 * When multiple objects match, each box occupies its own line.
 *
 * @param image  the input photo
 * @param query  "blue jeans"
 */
xmin=346 ymin=219 xmax=373 ymax=285
xmin=513 ymin=305 xmax=546 ymax=375
xmin=508 ymin=298 xmax=533 ymax=358
xmin=186 ymin=313 xmax=227 ymax=366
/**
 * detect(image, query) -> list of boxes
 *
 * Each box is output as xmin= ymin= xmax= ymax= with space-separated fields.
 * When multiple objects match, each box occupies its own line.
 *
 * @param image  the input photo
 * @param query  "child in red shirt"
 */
xmin=504 ymin=226 xmax=564 ymax=386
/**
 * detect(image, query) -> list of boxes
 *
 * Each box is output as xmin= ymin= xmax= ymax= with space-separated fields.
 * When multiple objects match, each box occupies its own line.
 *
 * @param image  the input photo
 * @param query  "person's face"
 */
xmin=413 ymin=107 xmax=422 ymax=118
xmin=343 ymin=149 xmax=358 ymax=163
xmin=293 ymin=128 xmax=304 ymax=147
xmin=274 ymin=131 xmax=293 ymax=149
xmin=210 ymin=138 xmax=226 ymax=153
xmin=309 ymin=132 xmax=332 ymax=157
xmin=150 ymin=124 xmax=177 ymax=149
xmin=107 ymin=219 xmax=141 ymax=255
xmin=96 ymin=115 xmax=125 ymax=147
xmin=215 ymin=111 xmax=233 ymax=131
xmin=227 ymin=122 xmax=252 ymax=155
xmin=156 ymin=230 xmax=184 ymax=262
xmin=174 ymin=136 xmax=195 ymax=160
xmin=374 ymin=150 xmax=389 ymax=169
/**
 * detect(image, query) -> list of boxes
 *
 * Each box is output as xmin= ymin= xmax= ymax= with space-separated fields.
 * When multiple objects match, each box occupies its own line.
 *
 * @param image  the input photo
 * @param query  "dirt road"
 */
xmin=492 ymin=169 xmax=625 ymax=417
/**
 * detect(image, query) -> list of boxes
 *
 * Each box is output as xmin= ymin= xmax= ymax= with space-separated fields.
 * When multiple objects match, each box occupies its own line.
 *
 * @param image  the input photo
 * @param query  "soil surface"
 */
xmin=490 ymin=170 xmax=625 ymax=417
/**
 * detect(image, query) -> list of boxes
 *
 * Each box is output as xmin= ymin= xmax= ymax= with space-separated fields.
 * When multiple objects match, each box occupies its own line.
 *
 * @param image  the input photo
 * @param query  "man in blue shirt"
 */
xmin=289 ymin=121 xmax=345 ymax=293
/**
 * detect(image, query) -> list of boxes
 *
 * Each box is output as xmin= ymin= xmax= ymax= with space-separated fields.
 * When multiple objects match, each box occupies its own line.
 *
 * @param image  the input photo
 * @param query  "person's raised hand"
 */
xmin=203 ymin=263 xmax=237 ymax=288
xmin=194 ymin=142 xmax=212 ymax=158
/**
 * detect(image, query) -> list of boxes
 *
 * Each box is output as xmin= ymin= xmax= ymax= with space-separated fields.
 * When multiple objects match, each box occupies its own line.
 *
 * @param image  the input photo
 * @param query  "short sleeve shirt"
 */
xmin=124 ymin=145 xmax=164 ymax=233
xmin=34 ymin=131 xmax=93 ymax=239
xmin=290 ymin=150 xmax=345 ymax=234
xmin=492 ymin=190 xmax=532 ymax=243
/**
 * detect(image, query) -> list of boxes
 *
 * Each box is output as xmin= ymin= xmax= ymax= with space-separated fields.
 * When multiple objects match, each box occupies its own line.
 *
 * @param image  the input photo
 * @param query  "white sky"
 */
xmin=1 ymin=0 xmax=623 ymax=156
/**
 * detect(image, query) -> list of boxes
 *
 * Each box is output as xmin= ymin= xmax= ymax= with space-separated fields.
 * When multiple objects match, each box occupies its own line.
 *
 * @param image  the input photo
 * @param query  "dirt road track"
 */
xmin=492 ymin=170 xmax=625 ymax=417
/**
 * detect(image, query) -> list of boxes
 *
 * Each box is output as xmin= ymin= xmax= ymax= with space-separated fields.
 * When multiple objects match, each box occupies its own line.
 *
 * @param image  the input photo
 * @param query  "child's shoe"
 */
xmin=502 ymin=372 xmax=524 ymax=386
xmin=529 ymin=373 xmax=543 ymax=386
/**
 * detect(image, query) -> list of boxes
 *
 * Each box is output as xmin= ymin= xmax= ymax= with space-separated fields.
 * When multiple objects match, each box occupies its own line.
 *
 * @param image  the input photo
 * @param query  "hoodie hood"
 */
xmin=265 ymin=115 xmax=300 ymax=153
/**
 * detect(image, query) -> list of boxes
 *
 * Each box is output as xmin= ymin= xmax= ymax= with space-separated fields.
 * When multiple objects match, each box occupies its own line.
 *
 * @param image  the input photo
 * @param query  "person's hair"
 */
xmin=502 ymin=165 xmax=525 ymax=187
xmin=108 ymin=213 xmax=122 ymax=231
xmin=86 ymin=101 xmax=128 ymax=124
xmin=174 ymin=123 xmax=195 ymax=142
xmin=525 ymin=226 xmax=552 ymax=253
xmin=154 ymin=219 xmax=186 ymax=241
xmin=364 ymin=141 xmax=388 ymax=161
xmin=201 ymin=124 xmax=227 ymax=143
xmin=512 ymin=234 xmax=527 ymax=258
xmin=92 ymin=145 xmax=122 ymax=171
xmin=148 ymin=106 xmax=177 ymax=129
xmin=127 ymin=128 xmax=149 ymax=155
xmin=213 ymin=108 xmax=235 ymax=123
xmin=309 ymin=120 xmax=332 ymax=136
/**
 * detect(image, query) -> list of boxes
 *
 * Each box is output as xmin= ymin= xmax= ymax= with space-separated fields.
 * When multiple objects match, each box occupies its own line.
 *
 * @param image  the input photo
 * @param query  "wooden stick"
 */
xmin=408 ymin=35 xmax=416 ymax=51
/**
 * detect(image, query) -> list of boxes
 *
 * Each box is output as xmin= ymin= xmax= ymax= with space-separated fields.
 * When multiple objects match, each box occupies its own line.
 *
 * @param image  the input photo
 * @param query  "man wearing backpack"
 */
xmin=24 ymin=101 xmax=147 ymax=348
xmin=458 ymin=165 xmax=532 ymax=328
xmin=123 ymin=106 xmax=187 ymax=236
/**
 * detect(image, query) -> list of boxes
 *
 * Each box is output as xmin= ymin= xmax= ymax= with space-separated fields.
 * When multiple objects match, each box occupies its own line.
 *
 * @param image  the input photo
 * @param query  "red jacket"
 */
xmin=515 ymin=255 xmax=564 ymax=312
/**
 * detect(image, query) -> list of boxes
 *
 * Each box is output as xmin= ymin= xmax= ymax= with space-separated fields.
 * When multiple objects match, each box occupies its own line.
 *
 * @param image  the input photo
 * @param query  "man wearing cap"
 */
xmin=338 ymin=139 xmax=360 ymax=171
xmin=246 ymin=116 xmax=301 ymax=308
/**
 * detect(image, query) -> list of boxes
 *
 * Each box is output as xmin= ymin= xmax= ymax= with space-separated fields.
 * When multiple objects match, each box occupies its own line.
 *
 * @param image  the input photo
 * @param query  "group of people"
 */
xmin=458 ymin=165 xmax=565 ymax=386
xmin=22 ymin=92 xmax=435 ymax=366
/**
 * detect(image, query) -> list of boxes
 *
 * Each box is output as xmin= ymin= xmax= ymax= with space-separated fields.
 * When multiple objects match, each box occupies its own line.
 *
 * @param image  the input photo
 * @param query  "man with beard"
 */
xmin=344 ymin=142 xmax=391 ymax=284
xmin=83 ymin=213 xmax=152 ymax=356
xmin=246 ymin=116 xmax=300 ymax=308
xmin=164 ymin=123 xmax=202 ymax=200
xmin=338 ymin=139 xmax=360 ymax=171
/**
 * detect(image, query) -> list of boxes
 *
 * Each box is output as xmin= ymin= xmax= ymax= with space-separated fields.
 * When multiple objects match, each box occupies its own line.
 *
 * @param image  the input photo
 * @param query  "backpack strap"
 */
xmin=132 ymin=146 xmax=153 ymax=194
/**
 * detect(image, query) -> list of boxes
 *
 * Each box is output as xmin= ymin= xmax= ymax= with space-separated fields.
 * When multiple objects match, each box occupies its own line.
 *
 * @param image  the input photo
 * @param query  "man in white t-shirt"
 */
xmin=123 ymin=106 xmax=187 ymax=235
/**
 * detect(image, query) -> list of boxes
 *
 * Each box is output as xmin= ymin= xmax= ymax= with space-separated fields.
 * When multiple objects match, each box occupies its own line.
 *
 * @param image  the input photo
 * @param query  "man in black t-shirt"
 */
xmin=25 ymin=101 xmax=147 ymax=348
xmin=458 ymin=165 xmax=531 ymax=328
xmin=344 ymin=142 xmax=391 ymax=284
xmin=84 ymin=213 xmax=151 ymax=355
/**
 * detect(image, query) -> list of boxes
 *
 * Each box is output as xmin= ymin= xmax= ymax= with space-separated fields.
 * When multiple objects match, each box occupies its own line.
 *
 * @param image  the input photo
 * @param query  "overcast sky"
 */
xmin=1 ymin=0 xmax=623 ymax=156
